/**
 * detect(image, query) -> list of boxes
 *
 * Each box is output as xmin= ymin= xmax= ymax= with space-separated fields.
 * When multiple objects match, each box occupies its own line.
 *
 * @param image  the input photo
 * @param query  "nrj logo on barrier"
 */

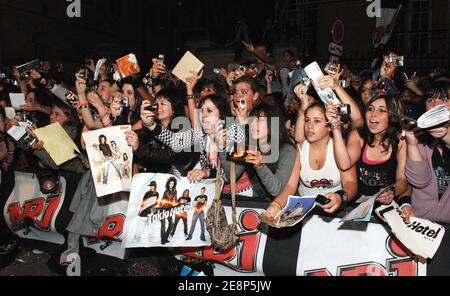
xmin=66 ymin=0 xmax=81 ymax=18
xmin=366 ymin=0 xmax=381 ymax=18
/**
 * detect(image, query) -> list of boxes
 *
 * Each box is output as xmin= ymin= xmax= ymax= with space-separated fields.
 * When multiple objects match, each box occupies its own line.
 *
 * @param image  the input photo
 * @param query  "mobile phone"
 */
xmin=239 ymin=99 xmax=246 ymax=110
xmin=316 ymin=194 xmax=331 ymax=205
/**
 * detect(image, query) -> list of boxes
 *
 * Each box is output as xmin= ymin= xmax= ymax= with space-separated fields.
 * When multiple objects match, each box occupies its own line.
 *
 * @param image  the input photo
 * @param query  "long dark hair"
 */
xmin=198 ymin=94 xmax=232 ymax=120
xmin=165 ymin=176 xmax=177 ymax=192
xmin=358 ymin=95 xmax=403 ymax=152
xmin=52 ymin=99 xmax=79 ymax=127
xmin=250 ymin=102 xmax=294 ymax=148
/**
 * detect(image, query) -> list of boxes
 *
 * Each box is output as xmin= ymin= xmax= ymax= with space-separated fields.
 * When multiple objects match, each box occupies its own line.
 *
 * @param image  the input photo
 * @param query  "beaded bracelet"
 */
xmin=186 ymin=94 xmax=196 ymax=100
xmin=76 ymin=103 xmax=91 ymax=111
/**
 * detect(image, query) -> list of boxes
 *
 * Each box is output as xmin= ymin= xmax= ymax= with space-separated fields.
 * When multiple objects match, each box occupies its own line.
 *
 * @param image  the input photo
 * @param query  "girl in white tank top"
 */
xmin=299 ymin=139 xmax=342 ymax=196
xmin=295 ymin=102 xmax=358 ymax=214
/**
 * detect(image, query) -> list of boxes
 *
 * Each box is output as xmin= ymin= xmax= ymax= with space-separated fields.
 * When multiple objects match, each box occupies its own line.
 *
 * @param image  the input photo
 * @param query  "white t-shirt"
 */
xmin=299 ymin=139 xmax=342 ymax=196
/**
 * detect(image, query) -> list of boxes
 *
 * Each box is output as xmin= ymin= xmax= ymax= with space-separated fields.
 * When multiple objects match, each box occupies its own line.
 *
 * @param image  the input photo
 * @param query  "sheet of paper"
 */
xmin=376 ymin=203 xmax=445 ymax=259
xmin=34 ymin=122 xmax=79 ymax=166
xmin=9 ymin=93 xmax=26 ymax=110
xmin=171 ymin=51 xmax=205 ymax=84
xmin=7 ymin=124 xmax=27 ymax=141
xmin=304 ymin=61 xmax=340 ymax=105
xmin=94 ymin=58 xmax=107 ymax=81
xmin=417 ymin=105 xmax=450 ymax=129
xmin=4 ymin=107 xmax=16 ymax=119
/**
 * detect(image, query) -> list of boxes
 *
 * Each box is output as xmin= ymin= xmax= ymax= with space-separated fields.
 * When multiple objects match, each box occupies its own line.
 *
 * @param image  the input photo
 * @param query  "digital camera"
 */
xmin=79 ymin=68 xmax=89 ymax=80
xmin=144 ymin=103 xmax=158 ymax=112
xmin=336 ymin=104 xmax=351 ymax=116
xmin=388 ymin=56 xmax=404 ymax=67
xmin=337 ymin=80 xmax=349 ymax=88
xmin=324 ymin=63 xmax=339 ymax=75
xmin=23 ymin=134 xmax=37 ymax=147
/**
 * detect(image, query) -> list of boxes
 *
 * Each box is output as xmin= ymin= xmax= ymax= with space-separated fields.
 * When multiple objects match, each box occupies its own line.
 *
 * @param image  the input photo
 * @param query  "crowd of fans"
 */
xmin=0 ymin=39 xmax=449 ymax=275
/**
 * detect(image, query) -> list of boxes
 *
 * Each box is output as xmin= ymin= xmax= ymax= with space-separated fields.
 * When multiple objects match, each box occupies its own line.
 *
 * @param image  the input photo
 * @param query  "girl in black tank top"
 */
xmin=357 ymin=141 xmax=397 ymax=198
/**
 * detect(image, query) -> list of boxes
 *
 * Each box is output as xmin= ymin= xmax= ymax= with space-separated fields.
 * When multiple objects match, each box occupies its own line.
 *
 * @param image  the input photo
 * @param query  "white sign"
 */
xmin=4 ymin=171 xmax=66 ymax=245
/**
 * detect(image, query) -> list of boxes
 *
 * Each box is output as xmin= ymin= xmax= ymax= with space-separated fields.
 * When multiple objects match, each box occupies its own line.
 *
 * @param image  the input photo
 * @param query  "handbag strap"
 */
xmin=230 ymin=162 xmax=237 ymax=227
xmin=214 ymin=162 xmax=222 ymax=201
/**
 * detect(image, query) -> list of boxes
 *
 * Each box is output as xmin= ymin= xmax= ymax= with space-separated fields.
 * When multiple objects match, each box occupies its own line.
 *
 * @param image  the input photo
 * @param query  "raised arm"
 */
xmin=317 ymin=75 xmax=363 ymax=128
xmin=332 ymin=127 xmax=363 ymax=171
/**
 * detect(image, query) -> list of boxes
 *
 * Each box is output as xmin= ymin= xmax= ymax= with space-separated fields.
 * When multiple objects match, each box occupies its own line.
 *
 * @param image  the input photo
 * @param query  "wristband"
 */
xmin=6 ymin=152 xmax=14 ymax=163
xmin=335 ymin=190 xmax=349 ymax=203
xmin=186 ymin=95 xmax=196 ymax=100
xmin=77 ymin=101 xmax=90 ymax=107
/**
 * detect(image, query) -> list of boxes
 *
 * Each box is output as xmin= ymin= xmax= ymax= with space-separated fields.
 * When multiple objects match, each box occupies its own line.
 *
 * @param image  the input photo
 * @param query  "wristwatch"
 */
xmin=335 ymin=190 xmax=349 ymax=203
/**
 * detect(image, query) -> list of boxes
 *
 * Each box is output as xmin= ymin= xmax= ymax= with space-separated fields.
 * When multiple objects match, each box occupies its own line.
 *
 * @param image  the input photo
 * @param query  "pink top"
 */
xmin=362 ymin=144 xmax=388 ymax=165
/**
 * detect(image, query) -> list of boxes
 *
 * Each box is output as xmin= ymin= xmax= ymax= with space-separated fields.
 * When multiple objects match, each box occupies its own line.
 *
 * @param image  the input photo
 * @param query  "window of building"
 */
xmin=409 ymin=0 xmax=431 ymax=55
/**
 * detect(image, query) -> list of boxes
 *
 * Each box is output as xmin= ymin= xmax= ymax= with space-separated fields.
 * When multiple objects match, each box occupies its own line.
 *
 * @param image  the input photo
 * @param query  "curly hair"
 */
xmin=165 ymin=176 xmax=177 ymax=191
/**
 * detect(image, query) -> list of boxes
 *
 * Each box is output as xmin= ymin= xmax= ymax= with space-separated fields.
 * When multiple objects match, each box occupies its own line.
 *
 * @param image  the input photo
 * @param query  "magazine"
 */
xmin=304 ymin=61 xmax=341 ymax=106
xmin=82 ymin=125 xmax=133 ymax=197
xmin=417 ymin=104 xmax=450 ymax=129
xmin=260 ymin=195 xmax=329 ymax=228
xmin=375 ymin=202 xmax=445 ymax=259
xmin=342 ymin=185 xmax=395 ymax=222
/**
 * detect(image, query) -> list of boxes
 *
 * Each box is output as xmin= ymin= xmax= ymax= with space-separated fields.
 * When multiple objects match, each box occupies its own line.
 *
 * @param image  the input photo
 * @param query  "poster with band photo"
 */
xmin=82 ymin=125 xmax=133 ymax=197
xmin=123 ymin=173 xmax=216 ymax=248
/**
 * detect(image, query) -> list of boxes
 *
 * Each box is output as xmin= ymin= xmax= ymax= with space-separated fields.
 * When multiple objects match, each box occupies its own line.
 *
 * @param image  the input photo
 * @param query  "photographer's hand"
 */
xmin=245 ymin=150 xmax=263 ymax=169
xmin=140 ymin=101 xmax=155 ymax=129
xmin=75 ymin=73 xmax=87 ymax=98
xmin=317 ymin=75 xmax=338 ymax=90
xmin=85 ymin=59 xmax=95 ymax=73
xmin=86 ymin=92 xmax=104 ymax=110
xmin=186 ymin=70 xmax=201 ymax=95
xmin=150 ymin=58 xmax=167 ymax=79
xmin=125 ymin=130 xmax=140 ymax=151
xmin=226 ymin=71 xmax=238 ymax=87
xmin=110 ymin=96 xmax=124 ymax=117
xmin=321 ymin=193 xmax=342 ymax=214
xmin=30 ymin=69 xmax=42 ymax=80
xmin=294 ymin=84 xmax=310 ymax=111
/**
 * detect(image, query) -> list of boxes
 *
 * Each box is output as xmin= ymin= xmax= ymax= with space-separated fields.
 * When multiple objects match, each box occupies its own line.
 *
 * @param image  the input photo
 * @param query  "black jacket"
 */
xmin=134 ymin=127 xmax=199 ymax=176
